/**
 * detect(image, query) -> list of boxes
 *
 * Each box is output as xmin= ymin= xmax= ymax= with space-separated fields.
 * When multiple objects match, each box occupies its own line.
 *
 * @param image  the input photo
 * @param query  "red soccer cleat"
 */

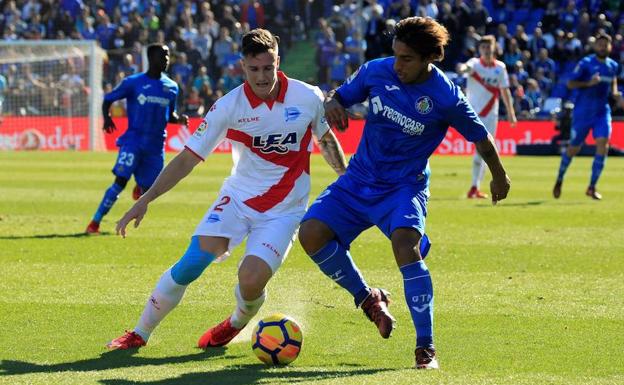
xmin=360 ymin=288 xmax=396 ymax=339
xmin=106 ymin=330 xmax=146 ymax=350
xmin=85 ymin=220 xmax=100 ymax=234
xmin=585 ymin=186 xmax=602 ymax=200
xmin=467 ymin=186 xmax=488 ymax=199
xmin=132 ymin=185 xmax=143 ymax=201
xmin=198 ymin=317 xmax=244 ymax=348
xmin=415 ymin=347 xmax=439 ymax=369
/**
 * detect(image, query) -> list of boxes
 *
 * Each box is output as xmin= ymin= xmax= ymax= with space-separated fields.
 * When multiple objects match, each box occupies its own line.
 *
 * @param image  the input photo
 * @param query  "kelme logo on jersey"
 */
xmin=252 ymin=132 xmax=298 ymax=154
xmin=370 ymin=96 xmax=425 ymax=136
xmin=415 ymin=96 xmax=433 ymax=115
xmin=284 ymin=107 xmax=301 ymax=122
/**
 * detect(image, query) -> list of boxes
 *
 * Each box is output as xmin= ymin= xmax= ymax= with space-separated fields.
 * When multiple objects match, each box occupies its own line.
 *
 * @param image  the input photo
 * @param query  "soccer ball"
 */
xmin=251 ymin=313 xmax=303 ymax=365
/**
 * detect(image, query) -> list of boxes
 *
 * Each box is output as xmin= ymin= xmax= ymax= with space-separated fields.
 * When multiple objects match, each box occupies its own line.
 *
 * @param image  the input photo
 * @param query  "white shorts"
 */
xmin=193 ymin=188 xmax=304 ymax=274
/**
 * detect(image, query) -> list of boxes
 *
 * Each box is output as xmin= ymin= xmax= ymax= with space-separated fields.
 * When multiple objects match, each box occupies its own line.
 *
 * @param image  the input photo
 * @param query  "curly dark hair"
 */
xmin=393 ymin=17 xmax=449 ymax=61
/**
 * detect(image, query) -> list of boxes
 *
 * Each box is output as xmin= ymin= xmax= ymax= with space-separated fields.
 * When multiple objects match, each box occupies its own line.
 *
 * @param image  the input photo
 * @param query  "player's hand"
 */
xmin=103 ymin=117 xmax=117 ymax=134
xmin=324 ymin=97 xmax=349 ymax=132
xmin=589 ymin=73 xmax=601 ymax=87
xmin=180 ymin=114 xmax=189 ymax=126
xmin=116 ymin=200 xmax=148 ymax=238
xmin=509 ymin=115 xmax=517 ymax=128
xmin=490 ymin=174 xmax=511 ymax=205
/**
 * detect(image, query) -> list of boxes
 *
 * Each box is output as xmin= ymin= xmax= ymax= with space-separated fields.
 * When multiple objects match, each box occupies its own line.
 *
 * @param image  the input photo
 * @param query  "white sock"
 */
xmin=230 ymin=284 xmax=266 ymax=329
xmin=134 ymin=268 xmax=187 ymax=342
xmin=471 ymin=153 xmax=485 ymax=188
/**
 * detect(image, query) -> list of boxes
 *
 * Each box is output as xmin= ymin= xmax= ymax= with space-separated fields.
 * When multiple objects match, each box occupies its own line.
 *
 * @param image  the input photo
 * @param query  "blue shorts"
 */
xmin=302 ymin=174 xmax=429 ymax=248
xmin=112 ymin=145 xmax=164 ymax=188
xmin=570 ymin=114 xmax=612 ymax=146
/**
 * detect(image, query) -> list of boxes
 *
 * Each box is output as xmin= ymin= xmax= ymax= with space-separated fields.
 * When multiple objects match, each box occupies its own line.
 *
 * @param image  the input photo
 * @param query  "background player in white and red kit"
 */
xmin=457 ymin=35 xmax=517 ymax=199
xmin=106 ymin=29 xmax=347 ymax=350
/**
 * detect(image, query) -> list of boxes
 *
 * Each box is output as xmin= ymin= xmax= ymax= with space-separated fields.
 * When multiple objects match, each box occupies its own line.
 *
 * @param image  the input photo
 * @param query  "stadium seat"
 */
xmin=551 ymin=83 xmax=569 ymax=99
xmin=540 ymin=97 xmax=562 ymax=116
xmin=530 ymin=9 xmax=544 ymax=23
xmin=512 ymin=9 xmax=530 ymax=23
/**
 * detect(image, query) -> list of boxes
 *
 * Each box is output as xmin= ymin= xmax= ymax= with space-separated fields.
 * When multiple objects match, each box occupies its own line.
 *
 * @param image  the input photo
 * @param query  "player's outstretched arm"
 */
xmin=567 ymin=73 xmax=601 ymax=89
xmin=102 ymin=100 xmax=117 ymax=133
xmin=169 ymin=111 xmax=189 ymax=126
xmin=501 ymin=88 xmax=517 ymax=128
xmin=317 ymin=130 xmax=347 ymax=176
xmin=475 ymin=135 xmax=511 ymax=205
xmin=324 ymin=90 xmax=349 ymax=132
xmin=116 ymin=149 xmax=201 ymax=237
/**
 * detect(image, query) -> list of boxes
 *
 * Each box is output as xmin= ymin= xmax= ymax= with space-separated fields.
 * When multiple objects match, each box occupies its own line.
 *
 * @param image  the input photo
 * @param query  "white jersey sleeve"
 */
xmin=498 ymin=62 xmax=510 ymax=89
xmin=184 ymin=99 xmax=231 ymax=160
xmin=311 ymin=86 xmax=331 ymax=139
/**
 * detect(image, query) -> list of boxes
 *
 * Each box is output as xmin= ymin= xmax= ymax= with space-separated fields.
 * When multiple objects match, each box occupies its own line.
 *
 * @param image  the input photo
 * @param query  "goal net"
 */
xmin=0 ymin=40 xmax=106 ymax=151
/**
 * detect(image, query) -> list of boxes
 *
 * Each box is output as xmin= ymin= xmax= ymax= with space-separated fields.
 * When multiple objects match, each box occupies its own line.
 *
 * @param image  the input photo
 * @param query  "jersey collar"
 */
xmin=479 ymin=58 xmax=496 ymax=68
xmin=243 ymin=71 xmax=289 ymax=109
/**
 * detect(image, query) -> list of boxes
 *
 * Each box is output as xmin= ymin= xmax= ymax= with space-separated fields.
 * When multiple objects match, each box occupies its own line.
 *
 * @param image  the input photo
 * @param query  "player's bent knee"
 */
xmin=298 ymin=219 xmax=334 ymax=255
xmin=238 ymin=256 xmax=272 ymax=296
xmin=171 ymin=236 xmax=216 ymax=285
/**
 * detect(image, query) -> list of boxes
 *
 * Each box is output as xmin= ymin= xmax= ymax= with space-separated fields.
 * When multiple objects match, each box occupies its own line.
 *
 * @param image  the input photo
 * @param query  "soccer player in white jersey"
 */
xmin=106 ymin=29 xmax=347 ymax=350
xmin=457 ymin=35 xmax=517 ymax=199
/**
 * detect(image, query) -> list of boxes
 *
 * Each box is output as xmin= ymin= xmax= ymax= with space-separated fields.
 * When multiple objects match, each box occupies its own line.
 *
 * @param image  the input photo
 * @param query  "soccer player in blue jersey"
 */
xmin=553 ymin=33 xmax=624 ymax=200
xmin=298 ymin=17 xmax=511 ymax=369
xmin=86 ymin=44 xmax=188 ymax=234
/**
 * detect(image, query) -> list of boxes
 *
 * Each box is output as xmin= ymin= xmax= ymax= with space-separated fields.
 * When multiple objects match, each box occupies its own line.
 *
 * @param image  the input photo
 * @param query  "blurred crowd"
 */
xmin=0 ymin=0 xmax=623 ymax=119
xmin=314 ymin=0 xmax=624 ymax=118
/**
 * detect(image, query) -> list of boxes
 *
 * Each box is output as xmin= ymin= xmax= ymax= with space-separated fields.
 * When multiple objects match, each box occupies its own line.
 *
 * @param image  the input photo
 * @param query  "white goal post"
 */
xmin=0 ymin=40 xmax=106 ymax=151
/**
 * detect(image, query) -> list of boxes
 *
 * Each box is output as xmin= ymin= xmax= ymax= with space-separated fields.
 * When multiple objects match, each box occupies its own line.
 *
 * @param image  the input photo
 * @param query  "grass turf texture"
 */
xmin=0 ymin=151 xmax=622 ymax=385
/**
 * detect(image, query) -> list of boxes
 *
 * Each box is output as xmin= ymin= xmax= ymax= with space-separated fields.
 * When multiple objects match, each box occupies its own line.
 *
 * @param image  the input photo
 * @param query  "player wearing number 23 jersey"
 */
xmin=86 ymin=44 xmax=187 ymax=234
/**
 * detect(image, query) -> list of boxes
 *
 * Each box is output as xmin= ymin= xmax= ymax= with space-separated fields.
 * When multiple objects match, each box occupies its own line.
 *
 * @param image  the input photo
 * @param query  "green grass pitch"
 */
xmin=0 ymin=151 xmax=623 ymax=385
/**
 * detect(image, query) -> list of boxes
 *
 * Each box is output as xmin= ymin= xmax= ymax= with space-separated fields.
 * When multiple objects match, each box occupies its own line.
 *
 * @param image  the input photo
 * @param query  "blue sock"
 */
xmin=557 ymin=153 xmax=573 ymax=183
xmin=309 ymin=240 xmax=370 ymax=306
xmin=400 ymin=260 xmax=434 ymax=348
xmin=590 ymin=154 xmax=606 ymax=187
xmin=93 ymin=182 xmax=124 ymax=222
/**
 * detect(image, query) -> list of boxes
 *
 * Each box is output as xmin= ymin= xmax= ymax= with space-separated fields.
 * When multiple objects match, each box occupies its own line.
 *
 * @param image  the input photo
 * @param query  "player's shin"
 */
xmin=400 ymin=260 xmax=434 ymax=349
xmin=93 ymin=182 xmax=124 ymax=222
xmin=557 ymin=152 xmax=573 ymax=183
xmin=134 ymin=268 xmax=187 ymax=342
xmin=471 ymin=154 xmax=484 ymax=188
xmin=231 ymin=284 xmax=266 ymax=329
xmin=590 ymin=154 xmax=606 ymax=187
xmin=309 ymin=240 xmax=370 ymax=306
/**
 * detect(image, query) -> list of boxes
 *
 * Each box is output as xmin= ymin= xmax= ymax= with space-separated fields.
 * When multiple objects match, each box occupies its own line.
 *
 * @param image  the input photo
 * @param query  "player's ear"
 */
xmin=276 ymin=55 xmax=281 ymax=69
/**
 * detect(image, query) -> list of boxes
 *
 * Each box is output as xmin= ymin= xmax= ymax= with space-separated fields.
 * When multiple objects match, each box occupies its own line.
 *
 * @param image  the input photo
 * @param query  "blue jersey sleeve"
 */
xmin=569 ymin=58 xmax=589 ymax=82
xmin=447 ymin=87 xmax=489 ymax=143
xmin=105 ymin=77 xmax=133 ymax=102
xmin=336 ymin=62 xmax=371 ymax=107
xmin=169 ymin=84 xmax=179 ymax=118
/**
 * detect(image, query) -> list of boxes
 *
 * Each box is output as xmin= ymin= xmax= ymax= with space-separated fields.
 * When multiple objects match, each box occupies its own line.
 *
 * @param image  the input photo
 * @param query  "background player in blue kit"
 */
xmin=553 ymin=33 xmax=624 ymax=200
xmin=86 ymin=44 xmax=188 ymax=234
xmin=298 ymin=17 xmax=511 ymax=369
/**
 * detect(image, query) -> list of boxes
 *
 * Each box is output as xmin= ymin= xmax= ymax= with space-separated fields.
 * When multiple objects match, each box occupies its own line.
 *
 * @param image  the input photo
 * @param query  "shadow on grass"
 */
xmin=0 ymin=232 xmax=113 ymax=239
xmin=0 ymin=348 xmax=230 ymax=375
xmin=99 ymin=364 xmax=395 ymax=385
xmin=475 ymin=200 xmax=547 ymax=207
